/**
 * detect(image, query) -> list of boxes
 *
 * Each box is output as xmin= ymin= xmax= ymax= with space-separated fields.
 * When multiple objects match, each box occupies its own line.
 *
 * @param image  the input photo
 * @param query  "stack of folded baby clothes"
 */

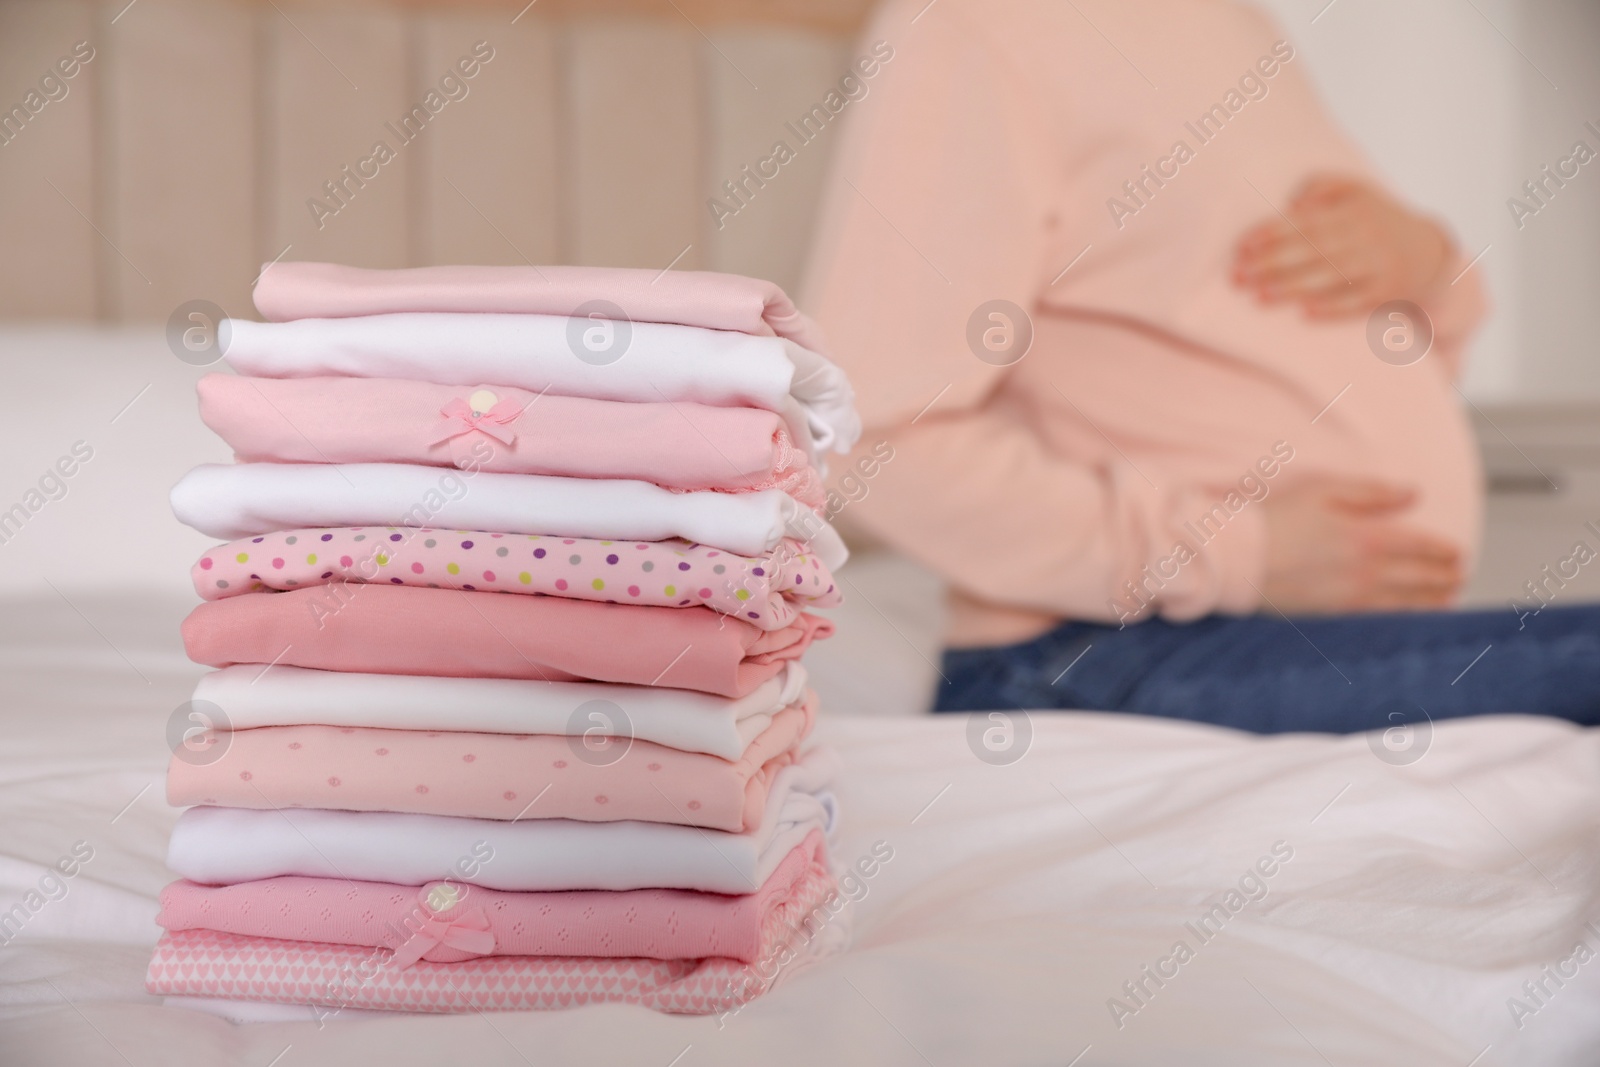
xmin=146 ymin=263 xmax=860 ymax=1016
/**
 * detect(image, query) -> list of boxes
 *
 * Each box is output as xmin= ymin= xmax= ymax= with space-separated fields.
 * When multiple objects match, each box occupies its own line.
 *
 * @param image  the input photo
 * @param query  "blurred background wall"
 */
xmin=0 ymin=0 xmax=867 ymax=324
xmin=2 ymin=0 xmax=1598 ymax=403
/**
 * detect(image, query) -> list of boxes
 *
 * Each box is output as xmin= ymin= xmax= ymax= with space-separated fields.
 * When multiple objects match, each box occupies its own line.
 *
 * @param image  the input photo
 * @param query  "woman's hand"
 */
xmin=1232 ymin=175 xmax=1453 ymax=319
xmin=1260 ymin=478 xmax=1463 ymax=614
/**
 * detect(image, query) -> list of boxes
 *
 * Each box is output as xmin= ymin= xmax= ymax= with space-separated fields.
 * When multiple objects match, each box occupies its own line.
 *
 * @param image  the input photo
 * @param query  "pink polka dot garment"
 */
xmin=193 ymin=528 xmax=840 ymax=632
xmin=167 ymin=695 xmax=815 ymax=833
xmin=145 ymin=917 xmax=836 ymax=1015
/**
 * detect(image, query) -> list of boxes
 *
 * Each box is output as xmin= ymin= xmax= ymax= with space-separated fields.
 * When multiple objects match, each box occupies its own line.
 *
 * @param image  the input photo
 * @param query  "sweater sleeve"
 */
xmin=843 ymin=405 xmax=1267 ymax=625
xmin=800 ymin=0 xmax=1059 ymax=431
xmin=805 ymin=1 xmax=1265 ymax=624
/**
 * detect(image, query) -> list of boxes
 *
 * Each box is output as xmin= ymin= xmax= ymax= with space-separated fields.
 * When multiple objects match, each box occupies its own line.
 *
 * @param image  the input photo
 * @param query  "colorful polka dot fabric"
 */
xmin=192 ymin=528 xmax=840 ymax=631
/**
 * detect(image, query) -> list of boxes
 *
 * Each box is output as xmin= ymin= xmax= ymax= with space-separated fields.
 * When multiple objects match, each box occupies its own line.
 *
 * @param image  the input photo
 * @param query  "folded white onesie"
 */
xmin=193 ymin=663 xmax=808 ymax=761
xmin=170 ymin=462 xmax=847 ymax=570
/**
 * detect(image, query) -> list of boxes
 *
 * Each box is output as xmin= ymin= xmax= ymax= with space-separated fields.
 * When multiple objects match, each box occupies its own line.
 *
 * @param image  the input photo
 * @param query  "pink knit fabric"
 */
xmin=157 ymin=830 xmax=829 ymax=965
xmin=197 ymin=375 xmax=824 ymax=504
xmin=146 ymin=923 xmax=837 ymax=1014
xmin=803 ymin=0 xmax=1487 ymax=645
xmin=181 ymin=585 xmax=832 ymax=698
xmin=191 ymin=529 xmax=840 ymax=632
xmin=166 ymin=695 xmax=815 ymax=831
xmin=250 ymin=262 xmax=831 ymax=356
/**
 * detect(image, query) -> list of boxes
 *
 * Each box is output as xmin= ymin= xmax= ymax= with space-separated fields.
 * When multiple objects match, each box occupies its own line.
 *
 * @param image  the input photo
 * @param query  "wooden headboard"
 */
xmin=0 ymin=0 xmax=878 ymax=323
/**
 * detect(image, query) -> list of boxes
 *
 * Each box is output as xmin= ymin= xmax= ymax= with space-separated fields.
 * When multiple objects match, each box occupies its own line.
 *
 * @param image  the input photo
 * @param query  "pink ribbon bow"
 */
xmin=388 ymin=908 xmax=497 ymax=969
xmin=430 ymin=397 xmax=522 ymax=446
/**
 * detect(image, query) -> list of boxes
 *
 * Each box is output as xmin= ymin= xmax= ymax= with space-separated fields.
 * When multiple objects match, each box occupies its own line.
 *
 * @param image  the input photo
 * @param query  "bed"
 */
xmin=3 ymin=330 xmax=1599 ymax=1065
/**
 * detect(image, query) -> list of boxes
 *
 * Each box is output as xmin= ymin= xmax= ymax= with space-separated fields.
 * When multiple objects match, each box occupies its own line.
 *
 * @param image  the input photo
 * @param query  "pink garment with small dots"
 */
xmin=198 ymin=375 xmax=824 ymax=506
xmin=192 ymin=528 xmax=840 ymax=631
xmin=181 ymin=584 xmax=831 ymax=697
xmin=155 ymin=830 xmax=830 ymax=965
xmin=167 ymin=694 xmax=816 ymax=831
xmin=145 ymin=920 xmax=835 ymax=1014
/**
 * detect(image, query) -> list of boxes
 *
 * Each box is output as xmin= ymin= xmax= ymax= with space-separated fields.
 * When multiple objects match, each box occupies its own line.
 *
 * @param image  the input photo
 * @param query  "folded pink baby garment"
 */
xmin=192 ymin=665 xmax=808 ymax=761
xmin=181 ymin=585 xmax=831 ymax=698
xmin=166 ymin=695 xmax=815 ymax=831
xmin=157 ymin=829 xmax=830 ymax=965
xmin=192 ymin=529 xmax=839 ymax=632
xmin=251 ymin=262 xmax=831 ymax=356
xmin=171 ymin=462 xmax=845 ymax=567
xmin=197 ymin=375 xmax=824 ymax=505
xmin=146 ymin=919 xmax=836 ymax=1014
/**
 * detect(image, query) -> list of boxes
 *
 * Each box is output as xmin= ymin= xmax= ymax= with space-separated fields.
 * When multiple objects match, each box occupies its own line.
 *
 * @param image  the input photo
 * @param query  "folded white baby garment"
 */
xmin=222 ymin=314 xmax=860 ymax=458
xmin=193 ymin=663 xmax=808 ymax=761
xmin=167 ymin=748 xmax=840 ymax=894
xmin=170 ymin=463 xmax=846 ymax=569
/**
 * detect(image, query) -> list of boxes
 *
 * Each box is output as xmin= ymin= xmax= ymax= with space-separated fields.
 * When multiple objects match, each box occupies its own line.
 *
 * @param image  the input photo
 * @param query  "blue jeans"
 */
xmin=932 ymin=604 xmax=1600 ymax=733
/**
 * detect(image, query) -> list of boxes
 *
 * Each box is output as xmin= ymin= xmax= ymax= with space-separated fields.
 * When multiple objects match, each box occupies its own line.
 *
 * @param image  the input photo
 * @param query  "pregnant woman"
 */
xmin=803 ymin=0 xmax=1600 ymax=731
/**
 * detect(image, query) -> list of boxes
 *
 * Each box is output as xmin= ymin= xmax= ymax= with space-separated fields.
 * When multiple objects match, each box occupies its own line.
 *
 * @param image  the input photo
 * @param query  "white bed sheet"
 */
xmin=4 ymin=591 xmax=1600 ymax=1067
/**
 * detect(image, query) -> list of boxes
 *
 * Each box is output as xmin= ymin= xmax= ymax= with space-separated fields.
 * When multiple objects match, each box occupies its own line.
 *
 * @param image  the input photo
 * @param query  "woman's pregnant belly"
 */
xmin=1024 ymin=309 xmax=1484 ymax=567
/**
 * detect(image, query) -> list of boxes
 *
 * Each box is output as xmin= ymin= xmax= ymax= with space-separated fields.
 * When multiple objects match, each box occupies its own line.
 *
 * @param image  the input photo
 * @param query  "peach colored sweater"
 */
xmin=802 ymin=0 xmax=1486 ymax=647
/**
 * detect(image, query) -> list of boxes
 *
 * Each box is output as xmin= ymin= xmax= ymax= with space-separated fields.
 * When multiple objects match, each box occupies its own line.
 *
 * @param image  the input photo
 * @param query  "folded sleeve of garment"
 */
xmin=181 ymin=585 xmax=832 ymax=698
xmin=844 ymin=404 xmax=1265 ymax=625
xmin=192 ymin=664 xmax=808 ymax=761
xmin=794 ymin=7 xmax=1265 ymax=622
xmin=800 ymin=3 xmax=1057 ymax=434
xmin=191 ymin=529 xmax=840 ymax=632
xmin=166 ymin=747 xmax=841 ymax=893
xmin=167 ymin=694 xmax=817 ymax=832
xmin=156 ymin=829 xmax=832 ymax=965
xmin=794 ymin=5 xmax=1262 ymax=624
xmin=198 ymin=375 xmax=824 ymax=504
xmin=169 ymin=462 xmax=847 ymax=571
